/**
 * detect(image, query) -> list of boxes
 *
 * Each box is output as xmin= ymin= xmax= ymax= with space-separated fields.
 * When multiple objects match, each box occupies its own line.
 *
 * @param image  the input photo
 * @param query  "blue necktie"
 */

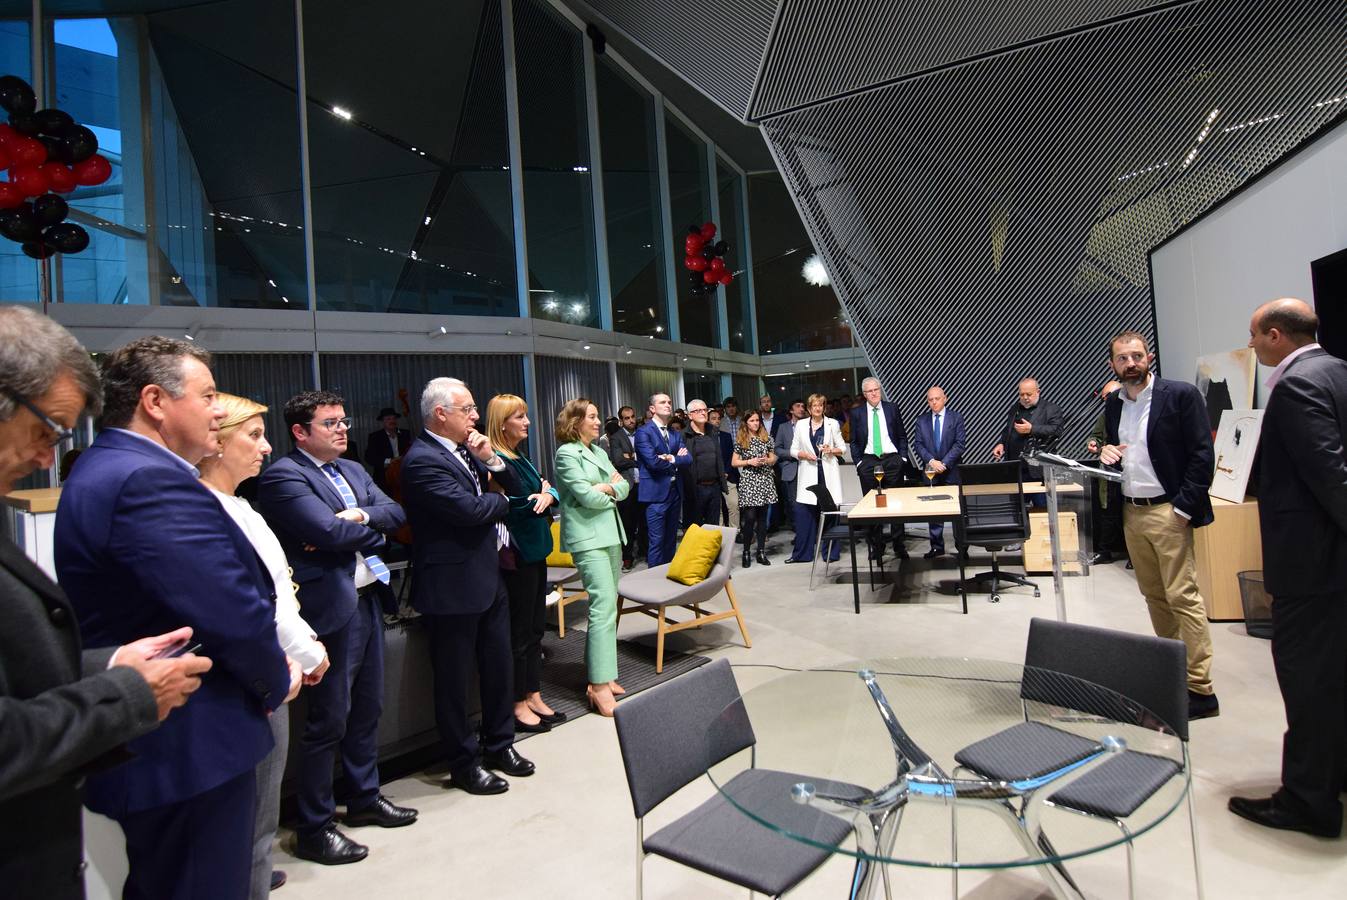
xmin=933 ymin=414 xmax=942 ymax=452
xmin=320 ymin=463 xmax=390 ymax=584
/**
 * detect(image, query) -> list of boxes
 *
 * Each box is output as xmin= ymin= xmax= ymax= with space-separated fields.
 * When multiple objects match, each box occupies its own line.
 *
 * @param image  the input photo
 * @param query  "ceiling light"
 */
xmin=331 ymin=106 xmax=353 ymax=121
xmin=802 ymin=254 xmax=830 ymax=287
xmin=428 ymin=325 xmax=448 ymax=337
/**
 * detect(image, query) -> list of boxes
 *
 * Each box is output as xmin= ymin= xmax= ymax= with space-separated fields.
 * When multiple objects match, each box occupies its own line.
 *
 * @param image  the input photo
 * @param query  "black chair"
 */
xmin=612 ymin=658 xmax=858 ymax=899
xmin=953 ymin=460 xmax=1039 ymax=603
xmin=953 ymin=618 xmax=1203 ymax=900
xmin=806 ymin=482 xmax=867 ymax=590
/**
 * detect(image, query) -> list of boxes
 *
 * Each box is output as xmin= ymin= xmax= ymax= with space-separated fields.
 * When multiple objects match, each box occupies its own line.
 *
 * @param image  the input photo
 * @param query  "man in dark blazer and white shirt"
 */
xmin=849 ymin=377 xmax=911 ymax=560
xmin=773 ymin=399 xmax=804 ymax=531
xmin=1229 ymin=298 xmax=1347 ymax=838
xmin=363 ymin=407 xmax=411 ymax=489
xmin=399 ymin=377 xmax=534 ymax=796
xmin=56 ymin=336 xmax=293 ymax=900
xmin=258 ymin=390 xmax=416 ymax=865
xmin=606 ymin=405 xmax=643 ymax=569
xmin=912 ymin=386 xmax=966 ymax=557
xmin=635 ymin=392 xmax=691 ymax=566
xmin=1100 ymin=330 xmax=1218 ymax=722
xmin=0 ymin=308 xmax=210 ymax=899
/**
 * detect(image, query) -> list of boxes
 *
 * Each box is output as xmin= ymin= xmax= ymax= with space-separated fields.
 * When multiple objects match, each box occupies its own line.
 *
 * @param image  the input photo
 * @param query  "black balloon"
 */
xmin=0 ymin=76 xmax=35 ymax=117
xmin=39 ymin=134 xmax=66 ymax=161
xmin=44 ymin=222 xmax=90 ymax=254
xmin=685 ymin=270 xmax=701 ymax=287
xmin=701 ymin=245 xmax=715 ymax=260
xmin=32 ymin=193 xmax=69 ymax=227
xmin=59 ymin=125 xmax=98 ymax=163
xmin=34 ymin=108 xmax=75 ymax=135
xmin=21 ymin=240 xmax=55 ymax=259
xmin=714 ymin=240 xmax=728 ymax=255
xmin=0 ymin=204 xmax=40 ymax=242
xmin=8 ymin=111 xmax=40 ymax=136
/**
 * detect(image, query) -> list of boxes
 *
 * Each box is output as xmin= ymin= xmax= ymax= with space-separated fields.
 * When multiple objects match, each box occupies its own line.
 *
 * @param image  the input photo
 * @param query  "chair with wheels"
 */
xmin=953 ymin=460 xmax=1039 ymax=603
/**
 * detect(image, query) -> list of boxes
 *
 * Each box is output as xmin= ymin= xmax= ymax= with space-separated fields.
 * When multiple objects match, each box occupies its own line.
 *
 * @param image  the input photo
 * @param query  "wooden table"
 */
xmin=844 ymin=487 xmax=967 ymax=614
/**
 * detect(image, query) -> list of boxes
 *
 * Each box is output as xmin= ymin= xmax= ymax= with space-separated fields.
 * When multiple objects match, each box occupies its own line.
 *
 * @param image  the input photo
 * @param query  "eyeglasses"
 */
xmin=311 ymin=417 xmax=353 ymax=431
xmin=446 ymin=404 xmax=478 ymax=415
xmin=687 ymin=407 xmax=708 ymax=414
xmin=5 ymin=389 xmax=74 ymax=447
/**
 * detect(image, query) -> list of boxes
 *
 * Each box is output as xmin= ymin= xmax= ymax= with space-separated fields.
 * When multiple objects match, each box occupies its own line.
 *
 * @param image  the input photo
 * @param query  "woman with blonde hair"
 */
xmin=485 ymin=393 xmax=563 ymax=733
xmin=785 ymin=392 xmax=847 ymax=564
xmin=552 ymin=398 xmax=629 ymax=716
xmin=199 ymin=393 xmax=325 ymax=898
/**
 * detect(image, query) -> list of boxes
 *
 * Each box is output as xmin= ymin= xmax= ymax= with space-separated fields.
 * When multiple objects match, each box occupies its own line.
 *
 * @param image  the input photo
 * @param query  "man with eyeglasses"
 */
xmin=55 ymin=334 xmax=293 ymax=900
xmin=681 ymin=401 xmax=726 ymax=527
xmin=1 ymin=308 xmax=217 ymax=898
xmin=257 ymin=391 xmax=414 ymax=866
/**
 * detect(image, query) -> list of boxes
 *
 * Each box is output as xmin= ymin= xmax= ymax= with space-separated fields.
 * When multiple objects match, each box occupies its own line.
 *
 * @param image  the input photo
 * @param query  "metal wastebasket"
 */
xmin=1237 ymin=570 xmax=1272 ymax=639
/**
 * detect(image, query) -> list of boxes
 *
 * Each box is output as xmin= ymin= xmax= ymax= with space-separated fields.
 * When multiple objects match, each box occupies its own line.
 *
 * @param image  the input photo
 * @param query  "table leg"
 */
xmin=849 ymin=520 xmax=860 ymax=614
xmin=847 ymin=804 xmax=905 ymax=900
xmin=953 ymin=516 xmax=968 ymax=615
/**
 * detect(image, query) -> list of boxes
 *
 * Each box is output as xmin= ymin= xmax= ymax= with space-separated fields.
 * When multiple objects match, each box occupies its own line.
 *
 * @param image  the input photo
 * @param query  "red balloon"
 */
xmin=0 ymin=182 xmax=22 ymax=208
xmin=72 ymin=154 xmax=111 ymax=186
xmin=9 ymin=163 xmax=49 ymax=197
xmin=700 ymin=221 xmax=717 ymax=240
xmin=702 ymin=270 xmax=718 ymax=284
xmin=685 ymin=234 xmax=704 ymax=253
xmin=685 ymin=255 xmax=708 ymax=272
xmin=10 ymin=136 xmax=46 ymax=167
xmin=709 ymin=257 xmax=725 ymax=273
xmin=0 ymin=147 xmax=9 ymax=170
xmin=41 ymin=162 xmax=76 ymax=193
xmin=0 ymin=124 xmax=17 ymax=147
xmin=717 ymin=272 xmax=734 ymax=287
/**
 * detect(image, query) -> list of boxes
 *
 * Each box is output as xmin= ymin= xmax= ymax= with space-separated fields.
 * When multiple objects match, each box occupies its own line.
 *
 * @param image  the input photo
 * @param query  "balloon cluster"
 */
xmin=683 ymin=222 xmax=732 ymax=296
xmin=0 ymin=75 xmax=112 ymax=260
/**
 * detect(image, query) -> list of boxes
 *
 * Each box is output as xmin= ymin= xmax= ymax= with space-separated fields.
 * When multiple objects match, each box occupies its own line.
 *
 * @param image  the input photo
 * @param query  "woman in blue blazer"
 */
xmin=553 ymin=398 xmax=630 ymax=716
xmin=486 ymin=394 xmax=563 ymax=734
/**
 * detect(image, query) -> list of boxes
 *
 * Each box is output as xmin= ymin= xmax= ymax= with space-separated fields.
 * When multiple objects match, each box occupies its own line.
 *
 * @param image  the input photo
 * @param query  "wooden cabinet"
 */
xmin=1024 ymin=512 xmax=1080 ymax=574
xmin=1193 ymin=497 xmax=1263 ymax=621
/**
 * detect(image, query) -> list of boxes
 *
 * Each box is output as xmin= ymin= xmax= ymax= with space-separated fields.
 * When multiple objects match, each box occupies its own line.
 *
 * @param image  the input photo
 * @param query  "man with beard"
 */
xmin=1099 ymin=330 xmax=1219 ymax=721
xmin=991 ymin=377 xmax=1063 ymax=462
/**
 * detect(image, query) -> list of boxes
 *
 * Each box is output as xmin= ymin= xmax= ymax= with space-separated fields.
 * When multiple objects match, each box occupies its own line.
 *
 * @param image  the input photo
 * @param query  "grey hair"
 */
xmin=0 ymin=305 xmax=102 ymax=421
xmin=421 ymin=377 xmax=467 ymax=420
xmin=861 ymin=376 xmax=882 ymax=391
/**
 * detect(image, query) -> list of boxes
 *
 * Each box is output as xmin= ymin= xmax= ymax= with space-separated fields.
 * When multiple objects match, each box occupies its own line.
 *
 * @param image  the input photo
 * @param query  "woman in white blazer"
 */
xmin=786 ymin=392 xmax=847 ymax=563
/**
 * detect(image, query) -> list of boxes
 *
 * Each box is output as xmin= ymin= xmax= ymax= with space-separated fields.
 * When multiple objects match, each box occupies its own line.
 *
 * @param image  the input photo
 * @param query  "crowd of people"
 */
xmin=2 ymin=296 xmax=1345 ymax=900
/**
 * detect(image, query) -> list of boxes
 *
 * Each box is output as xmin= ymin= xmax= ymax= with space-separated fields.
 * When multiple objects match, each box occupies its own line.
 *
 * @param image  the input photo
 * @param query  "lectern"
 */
xmin=1023 ymin=451 xmax=1121 ymax=621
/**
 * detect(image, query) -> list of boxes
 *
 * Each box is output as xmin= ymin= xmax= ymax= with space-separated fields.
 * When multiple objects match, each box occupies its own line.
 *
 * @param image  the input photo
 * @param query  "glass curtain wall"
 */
xmin=0 ymin=18 xmax=31 ymax=301
xmin=596 ymin=55 xmax=667 ymax=338
xmin=665 ymin=112 xmax=716 ymax=348
xmin=513 ymin=0 xmax=599 ymax=328
xmin=717 ymin=159 xmax=751 ymax=353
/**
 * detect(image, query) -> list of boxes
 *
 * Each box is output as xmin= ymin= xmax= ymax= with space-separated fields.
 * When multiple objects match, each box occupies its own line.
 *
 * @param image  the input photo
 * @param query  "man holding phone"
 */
xmin=992 ymin=377 xmax=1064 ymax=462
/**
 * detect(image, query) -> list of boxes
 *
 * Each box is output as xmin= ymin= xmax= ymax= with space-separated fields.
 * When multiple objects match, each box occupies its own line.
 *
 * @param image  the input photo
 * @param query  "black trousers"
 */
xmin=1092 ymin=482 xmax=1125 ymax=555
xmin=502 ymin=558 xmax=546 ymax=700
xmin=1271 ymin=589 xmax=1347 ymax=831
xmin=740 ymin=504 xmax=768 ymax=552
xmin=424 ymin=584 xmax=515 ymax=775
xmin=690 ymin=482 xmax=722 ymax=526
xmin=857 ymin=452 xmax=906 ymax=548
xmin=617 ymin=490 xmax=643 ymax=562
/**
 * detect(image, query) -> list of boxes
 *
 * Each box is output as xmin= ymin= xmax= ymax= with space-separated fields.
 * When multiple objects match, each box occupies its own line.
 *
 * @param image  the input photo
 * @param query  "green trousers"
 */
xmin=573 ymin=544 xmax=622 ymax=684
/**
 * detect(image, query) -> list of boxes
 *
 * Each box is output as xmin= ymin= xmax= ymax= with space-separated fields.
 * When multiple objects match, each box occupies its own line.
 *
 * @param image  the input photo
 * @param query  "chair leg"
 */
xmin=655 ymin=606 xmax=667 ymax=674
xmin=724 ymin=579 xmax=753 ymax=650
xmin=1119 ymin=820 xmax=1135 ymax=900
xmin=1185 ymin=761 xmax=1206 ymax=900
xmin=693 ymin=601 xmax=704 ymax=624
xmin=635 ymin=820 xmax=644 ymax=900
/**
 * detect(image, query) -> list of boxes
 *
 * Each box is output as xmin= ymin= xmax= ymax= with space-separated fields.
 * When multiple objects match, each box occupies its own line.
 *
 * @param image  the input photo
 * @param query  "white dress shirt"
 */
xmin=298 ymin=448 xmax=379 ymax=587
xmin=209 ymin=489 xmax=326 ymax=673
xmin=864 ymin=403 xmax=900 ymax=456
xmin=1117 ymin=376 xmax=1168 ymax=503
xmin=1266 ymin=342 xmax=1321 ymax=394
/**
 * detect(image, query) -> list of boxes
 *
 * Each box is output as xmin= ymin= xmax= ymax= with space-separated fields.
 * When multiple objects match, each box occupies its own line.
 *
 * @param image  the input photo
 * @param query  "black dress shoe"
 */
xmin=448 ymin=765 xmax=509 ymax=794
xmin=342 ymin=795 xmax=418 ymax=828
xmin=514 ymin=715 xmax=551 ymax=733
xmin=536 ymin=708 xmax=567 ymax=725
xmin=755 ymin=551 xmax=772 ymax=566
xmin=1125 ymin=559 xmax=1134 ymax=570
xmin=1187 ymin=691 xmax=1220 ymax=720
xmin=923 ymin=549 xmax=944 ymax=560
xmin=293 ymin=827 xmax=368 ymax=865
xmin=1228 ymin=796 xmax=1340 ymax=838
xmin=1090 ymin=551 xmax=1116 ymax=565
xmin=741 ymin=548 xmax=751 ymax=568
xmin=482 ymin=746 xmax=535 ymax=777
xmin=894 ymin=545 xmax=909 ymax=560
xmin=783 ymin=556 xmax=805 ymax=564
xmin=270 ymin=870 xmax=287 ymax=891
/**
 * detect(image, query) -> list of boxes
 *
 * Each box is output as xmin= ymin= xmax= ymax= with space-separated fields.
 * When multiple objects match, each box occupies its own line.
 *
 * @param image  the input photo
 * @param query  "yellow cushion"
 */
xmin=666 ymin=525 xmax=723 ymax=585
xmin=546 ymin=520 xmax=574 ymax=567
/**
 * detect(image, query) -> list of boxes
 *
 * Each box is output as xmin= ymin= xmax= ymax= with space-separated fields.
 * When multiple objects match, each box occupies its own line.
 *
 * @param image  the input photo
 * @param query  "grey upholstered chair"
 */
xmin=613 ymin=658 xmax=857 ymax=898
xmin=616 ymin=525 xmax=750 ymax=673
xmin=953 ymin=618 xmax=1204 ymax=900
xmin=545 ymin=565 xmax=587 ymax=637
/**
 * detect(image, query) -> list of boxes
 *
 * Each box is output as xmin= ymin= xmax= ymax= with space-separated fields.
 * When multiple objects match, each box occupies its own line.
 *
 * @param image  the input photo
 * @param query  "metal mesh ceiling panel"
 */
xmin=759 ymin=0 xmax=1347 ymax=454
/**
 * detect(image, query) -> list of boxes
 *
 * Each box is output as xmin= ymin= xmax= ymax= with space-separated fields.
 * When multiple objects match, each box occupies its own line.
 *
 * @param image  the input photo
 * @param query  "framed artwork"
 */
xmin=1196 ymin=348 xmax=1257 ymax=432
xmin=1210 ymin=408 xmax=1263 ymax=503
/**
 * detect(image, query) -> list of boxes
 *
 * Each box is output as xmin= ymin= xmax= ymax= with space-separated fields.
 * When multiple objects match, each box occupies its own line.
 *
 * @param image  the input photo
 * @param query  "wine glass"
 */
xmin=925 ymin=459 xmax=938 ymax=488
xmin=873 ymin=467 xmax=885 ymax=493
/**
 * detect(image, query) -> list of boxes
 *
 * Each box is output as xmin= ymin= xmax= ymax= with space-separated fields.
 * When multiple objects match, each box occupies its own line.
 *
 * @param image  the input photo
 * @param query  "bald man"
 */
xmin=991 ymin=378 xmax=1063 ymax=462
xmin=1229 ymin=298 xmax=1347 ymax=839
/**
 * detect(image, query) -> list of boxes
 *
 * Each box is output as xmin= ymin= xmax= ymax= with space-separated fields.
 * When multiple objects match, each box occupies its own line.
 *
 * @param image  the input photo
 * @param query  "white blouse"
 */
xmin=209 ymin=488 xmax=327 ymax=673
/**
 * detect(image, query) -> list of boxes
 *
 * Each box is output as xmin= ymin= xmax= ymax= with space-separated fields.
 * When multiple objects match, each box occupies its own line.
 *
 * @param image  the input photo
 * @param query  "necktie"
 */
xmin=933 ymin=414 xmax=942 ymax=452
xmin=659 ymin=426 xmax=669 ymax=449
xmin=455 ymin=445 xmax=508 ymax=549
xmin=320 ymin=463 xmax=390 ymax=584
xmin=871 ymin=406 xmax=882 ymax=456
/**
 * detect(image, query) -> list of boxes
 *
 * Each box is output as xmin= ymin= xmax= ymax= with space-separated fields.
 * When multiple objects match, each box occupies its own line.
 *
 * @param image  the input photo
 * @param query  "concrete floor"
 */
xmin=272 ymin=530 xmax=1346 ymax=899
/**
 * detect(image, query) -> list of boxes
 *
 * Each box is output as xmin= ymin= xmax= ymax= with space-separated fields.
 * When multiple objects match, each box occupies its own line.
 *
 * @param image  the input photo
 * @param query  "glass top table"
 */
xmin=704 ymin=659 xmax=1190 ymax=899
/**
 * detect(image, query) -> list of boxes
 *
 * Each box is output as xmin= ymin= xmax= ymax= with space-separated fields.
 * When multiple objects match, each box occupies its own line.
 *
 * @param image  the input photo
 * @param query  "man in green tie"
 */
xmin=849 ymin=377 xmax=911 ymax=561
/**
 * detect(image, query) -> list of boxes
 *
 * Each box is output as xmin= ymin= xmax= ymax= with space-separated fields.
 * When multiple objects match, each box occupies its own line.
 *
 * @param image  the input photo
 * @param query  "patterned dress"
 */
xmin=734 ymin=435 xmax=778 ymax=507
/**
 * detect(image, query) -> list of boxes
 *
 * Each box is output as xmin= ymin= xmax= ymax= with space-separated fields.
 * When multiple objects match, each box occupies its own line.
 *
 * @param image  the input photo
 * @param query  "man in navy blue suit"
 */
xmin=55 ymin=336 xmax=294 ymax=900
xmin=635 ymin=392 xmax=691 ymax=566
xmin=849 ymin=376 xmax=911 ymax=561
xmin=912 ymin=386 xmax=966 ymax=558
xmin=399 ymin=377 xmax=534 ymax=796
xmin=257 ymin=391 xmax=415 ymax=866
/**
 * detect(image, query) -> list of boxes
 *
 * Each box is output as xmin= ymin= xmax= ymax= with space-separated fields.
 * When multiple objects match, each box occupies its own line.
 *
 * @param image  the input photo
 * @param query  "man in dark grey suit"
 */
xmin=606 ymin=405 xmax=643 ymax=570
xmin=773 ymin=399 xmax=804 ymax=532
xmin=1230 ymin=298 xmax=1347 ymax=839
xmin=0 ymin=305 xmax=211 ymax=899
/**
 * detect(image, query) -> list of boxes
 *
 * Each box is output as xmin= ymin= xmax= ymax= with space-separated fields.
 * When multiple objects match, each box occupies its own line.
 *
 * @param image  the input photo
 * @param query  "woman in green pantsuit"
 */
xmin=553 ymin=398 xmax=630 ymax=717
